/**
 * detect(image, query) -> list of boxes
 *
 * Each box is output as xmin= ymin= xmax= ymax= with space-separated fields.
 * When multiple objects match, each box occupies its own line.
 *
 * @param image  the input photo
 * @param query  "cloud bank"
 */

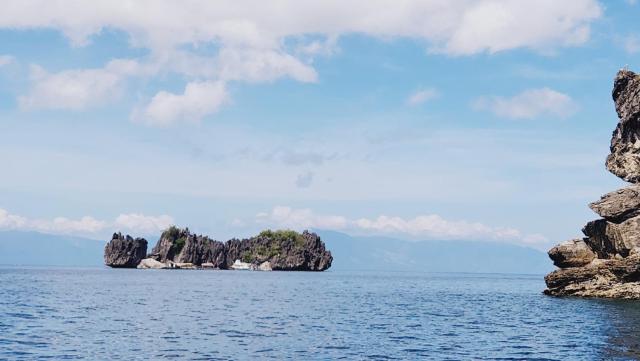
xmin=0 ymin=208 xmax=174 ymax=237
xmin=2 ymin=0 xmax=601 ymax=124
xmin=256 ymin=206 xmax=548 ymax=248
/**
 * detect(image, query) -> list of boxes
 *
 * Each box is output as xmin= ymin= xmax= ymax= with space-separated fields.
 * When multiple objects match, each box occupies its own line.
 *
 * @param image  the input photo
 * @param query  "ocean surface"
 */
xmin=2 ymin=268 xmax=640 ymax=360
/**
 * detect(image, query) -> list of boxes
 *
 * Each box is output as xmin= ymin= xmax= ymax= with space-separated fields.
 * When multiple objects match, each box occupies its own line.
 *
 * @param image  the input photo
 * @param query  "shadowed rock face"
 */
xmin=104 ymin=233 xmax=147 ymax=268
xmin=606 ymin=69 xmax=640 ymax=183
xmin=545 ymin=69 xmax=640 ymax=298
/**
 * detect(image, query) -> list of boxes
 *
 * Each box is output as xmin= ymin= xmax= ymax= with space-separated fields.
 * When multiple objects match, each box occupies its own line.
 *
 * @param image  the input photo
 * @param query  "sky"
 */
xmin=0 ymin=0 xmax=638 ymax=250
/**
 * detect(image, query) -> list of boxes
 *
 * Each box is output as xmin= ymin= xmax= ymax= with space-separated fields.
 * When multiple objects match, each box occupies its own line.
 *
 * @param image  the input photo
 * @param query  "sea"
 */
xmin=1 ymin=267 xmax=639 ymax=360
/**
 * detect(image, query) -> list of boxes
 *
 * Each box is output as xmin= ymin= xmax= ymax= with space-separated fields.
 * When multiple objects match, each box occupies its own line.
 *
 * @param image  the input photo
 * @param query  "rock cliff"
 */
xmin=104 ymin=233 xmax=148 ymax=268
xmin=105 ymin=227 xmax=332 ymax=271
xmin=545 ymin=69 xmax=640 ymax=298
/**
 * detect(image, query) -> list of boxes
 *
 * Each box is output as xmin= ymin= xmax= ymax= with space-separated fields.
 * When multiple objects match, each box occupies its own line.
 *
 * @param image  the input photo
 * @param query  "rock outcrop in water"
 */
xmin=545 ymin=69 xmax=640 ymax=298
xmin=225 ymin=230 xmax=332 ymax=271
xmin=105 ymin=227 xmax=332 ymax=271
xmin=104 ymin=233 xmax=148 ymax=268
xmin=149 ymin=227 xmax=227 ymax=268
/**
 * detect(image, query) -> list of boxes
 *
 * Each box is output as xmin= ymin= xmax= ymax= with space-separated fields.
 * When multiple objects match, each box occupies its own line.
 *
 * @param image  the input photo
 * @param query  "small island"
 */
xmin=104 ymin=227 xmax=333 ymax=271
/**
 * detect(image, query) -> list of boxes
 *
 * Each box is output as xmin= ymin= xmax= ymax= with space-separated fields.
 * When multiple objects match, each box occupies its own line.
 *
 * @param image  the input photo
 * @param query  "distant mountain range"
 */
xmin=0 ymin=230 xmax=553 ymax=274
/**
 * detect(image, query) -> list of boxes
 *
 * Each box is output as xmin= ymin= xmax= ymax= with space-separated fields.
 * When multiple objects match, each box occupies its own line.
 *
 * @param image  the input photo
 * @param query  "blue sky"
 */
xmin=0 ymin=0 xmax=637 ymax=249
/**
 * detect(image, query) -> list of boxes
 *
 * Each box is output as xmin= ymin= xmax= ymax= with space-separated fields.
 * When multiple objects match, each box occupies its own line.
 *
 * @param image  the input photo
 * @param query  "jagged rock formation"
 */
xmin=225 ymin=230 xmax=332 ymax=271
xmin=105 ymin=227 xmax=332 ymax=271
xmin=545 ymin=69 xmax=640 ymax=298
xmin=104 ymin=233 xmax=147 ymax=268
xmin=150 ymin=227 xmax=226 ymax=268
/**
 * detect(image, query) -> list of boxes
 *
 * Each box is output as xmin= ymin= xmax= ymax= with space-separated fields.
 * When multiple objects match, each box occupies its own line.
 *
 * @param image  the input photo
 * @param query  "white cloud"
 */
xmin=440 ymin=1 xmax=600 ymax=55
xmin=30 ymin=216 xmax=107 ymax=234
xmin=406 ymin=88 xmax=439 ymax=106
xmin=114 ymin=213 xmax=174 ymax=234
xmin=0 ymin=55 xmax=14 ymax=67
xmin=255 ymin=206 xmax=548 ymax=247
xmin=216 ymin=48 xmax=318 ymax=83
xmin=0 ymin=208 xmax=173 ymax=237
xmin=3 ymin=1 xmax=601 ymax=122
xmin=18 ymin=59 xmax=143 ymax=110
xmin=0 ymin=209 xmax=28 ymax=229
xmin=473 ymin=87 xmax=578 ymax=119
xmin=257 ymin=206 xmax=349 ymax=230
xmin=132 ymin=81 xmax=228 ymax=126
xmin=0 ymin=1 xmax=601 ymax=56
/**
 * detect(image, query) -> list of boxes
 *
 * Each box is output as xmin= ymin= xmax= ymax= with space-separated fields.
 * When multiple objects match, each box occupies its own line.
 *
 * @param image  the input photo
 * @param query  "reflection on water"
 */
xmin=1 ymin=267 xmax=640 ymax=360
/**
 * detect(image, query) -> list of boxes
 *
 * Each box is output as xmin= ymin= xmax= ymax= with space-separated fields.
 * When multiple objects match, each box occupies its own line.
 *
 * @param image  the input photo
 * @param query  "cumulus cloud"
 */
xmin=30 ymin=216 xmax=107 ymax=234
xmin=0 ymin=208 xmax=173 ymax=236
xmin=19 ymin=59 xmax=144 ymax=110
xmin=0 ymin=209 xmax=28 ymax=229
xmin=132 ymin=81 xmax=228 ymax=126
xmin=0 ymin=1 xmax=601 ymax=55
xmin=473 ymin=87 xmax=578 ymax=119
xmin=2 ymin=1 xmax=601 ymax=123
xmin=257 ymin=206 xmax=349 ymax=230
xmin=216 ymin=48 xmax=317 ymax=83
xmin=406 ymin=88 xmax=439 ymax=106
xmin=255 ymin=206 xmax=548 ymax=247
xmin=115 ymin=213 xmax=174 ymax=234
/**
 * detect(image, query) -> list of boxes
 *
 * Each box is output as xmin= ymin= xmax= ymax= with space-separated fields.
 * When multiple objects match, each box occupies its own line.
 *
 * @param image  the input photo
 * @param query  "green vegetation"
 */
xmin=241 ymin=251 xmax=253 ymax=263
xmin=162 ymin=226 xmax=187 ymax=254
xmin=174 ymin=237 xmax=186 ymax=254
xmin=259 ymin=229 xmax=305 ymax=247
xmin=163 ymin=225 xmax=181 ymax=239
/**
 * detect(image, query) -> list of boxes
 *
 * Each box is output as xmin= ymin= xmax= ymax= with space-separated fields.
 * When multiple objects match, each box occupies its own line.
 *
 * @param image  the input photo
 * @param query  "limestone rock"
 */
xmin=225 ymin=230 xmax=332 ymax=271
xmin=108 ymin=227 xmax=333 ymax=272
xmin=544 ymin=68 xmax=640 ymax=299
xmin=589 ymin=185 xmax=640 ymax=222
xmin=545 ymin=256 xmax=640 ymax=298
xmin=151 ymin=227 xmax=226 ymax=267
xmin=606 ymin=69 xmax=640 ymax=182
xmin=104 ymin=233 xmax=147 ymax=268
xmin=230 ymin=259 xmax=253 ymax=270
xmin=175 ymin=262 xmax=197 ymax=269
xmin=258 ymin=261 xmax=272 ymax=271
xmin=548 ymin=239 xmax=595 ymax=268
xmin=582 ymin=216 xmax=640 ymax=258
xmin=137 ymin=258 xmax=168 ymax=269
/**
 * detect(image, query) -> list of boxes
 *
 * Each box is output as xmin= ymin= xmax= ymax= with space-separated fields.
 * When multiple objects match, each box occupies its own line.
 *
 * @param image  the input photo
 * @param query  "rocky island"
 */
xmin=104 ymin=227 xmax=333 ymax=271
xmin=545 ymin=69 xmax=640 ymax=298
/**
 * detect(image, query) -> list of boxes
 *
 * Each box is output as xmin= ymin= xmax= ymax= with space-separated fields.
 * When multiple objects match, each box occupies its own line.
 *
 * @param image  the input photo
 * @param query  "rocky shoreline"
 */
xmin=544 ymin=69 xmax=640 ymax=298
xmin=104 ymin=227 xmax=333 ymax=271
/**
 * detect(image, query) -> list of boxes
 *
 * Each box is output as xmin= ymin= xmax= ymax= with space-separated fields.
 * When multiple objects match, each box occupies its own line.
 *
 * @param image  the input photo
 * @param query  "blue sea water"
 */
xmin=1 ymin=268 xmax=640 ymax=360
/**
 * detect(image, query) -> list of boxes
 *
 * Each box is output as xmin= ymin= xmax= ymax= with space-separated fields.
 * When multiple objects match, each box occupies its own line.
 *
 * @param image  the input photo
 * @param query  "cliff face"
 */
xmin=545 ymin=69 xmax=640 ymax=298
xmin=106 ymin=227 xmax=332 ymax=271
xmin=104 ymin=233 xmax=147 ymax=268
